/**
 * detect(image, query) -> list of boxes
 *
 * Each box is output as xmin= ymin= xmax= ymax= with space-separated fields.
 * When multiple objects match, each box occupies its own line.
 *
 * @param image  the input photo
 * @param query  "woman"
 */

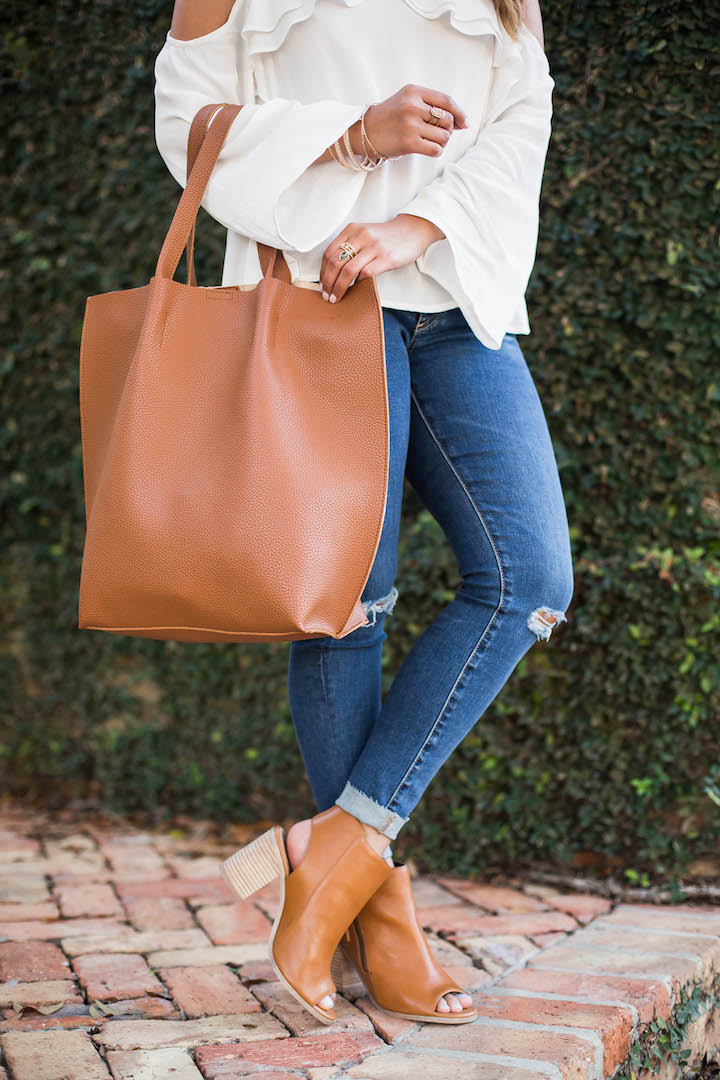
xmin=154 ymin=0 xmax=573 ymax=1027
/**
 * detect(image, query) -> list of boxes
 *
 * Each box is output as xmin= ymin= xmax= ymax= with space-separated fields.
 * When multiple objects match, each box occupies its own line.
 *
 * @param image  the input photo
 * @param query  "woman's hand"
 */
xmin=320 ymin=214 xmax=445 ymax=303
xmin=363 ymin=85 xmax=469 ymax=159
xmin=313 ymin=84 xmax=469 ymax=165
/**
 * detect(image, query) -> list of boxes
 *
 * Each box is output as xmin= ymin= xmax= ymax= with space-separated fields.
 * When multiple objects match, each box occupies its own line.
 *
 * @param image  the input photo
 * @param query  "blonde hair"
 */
xmin=492 ymin=0 xmax=526 ymax=38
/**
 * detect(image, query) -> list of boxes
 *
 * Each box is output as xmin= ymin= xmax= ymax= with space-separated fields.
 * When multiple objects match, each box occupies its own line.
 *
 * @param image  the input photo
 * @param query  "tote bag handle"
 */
xmin=155 ymin=103 xmax=290 ymax=284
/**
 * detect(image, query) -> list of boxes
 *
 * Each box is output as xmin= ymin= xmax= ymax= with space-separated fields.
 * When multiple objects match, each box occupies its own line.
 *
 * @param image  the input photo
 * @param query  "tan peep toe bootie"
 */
xmin=331 ymin=862 xmax=478 ymax=1023
xmin=220 ymin=805 xmax=391 ymax=1024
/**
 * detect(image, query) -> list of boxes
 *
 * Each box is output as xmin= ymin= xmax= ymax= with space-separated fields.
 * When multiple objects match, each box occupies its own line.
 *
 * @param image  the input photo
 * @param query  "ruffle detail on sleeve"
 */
xmin=241 ymin=0 xmax=365 ymax=56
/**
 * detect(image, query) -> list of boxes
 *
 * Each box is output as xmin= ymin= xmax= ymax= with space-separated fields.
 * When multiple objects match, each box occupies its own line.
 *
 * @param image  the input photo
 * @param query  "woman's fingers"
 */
xmin=320 ymin=231 xmax=377 ymax=302
xmin=421 ymin=88 xmax=468 ymax=129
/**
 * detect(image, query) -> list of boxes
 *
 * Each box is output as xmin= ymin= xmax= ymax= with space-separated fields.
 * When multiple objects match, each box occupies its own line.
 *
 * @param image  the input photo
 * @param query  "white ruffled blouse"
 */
xmin=153 ymin=0 xmax=555 ymax=349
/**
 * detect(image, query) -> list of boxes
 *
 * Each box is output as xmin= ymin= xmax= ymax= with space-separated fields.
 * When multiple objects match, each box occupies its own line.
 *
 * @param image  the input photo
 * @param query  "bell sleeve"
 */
xmin=396 ymin=25 xmax=555 ymax=350
xmin=153 ymin=1 xmax=369 ymax=252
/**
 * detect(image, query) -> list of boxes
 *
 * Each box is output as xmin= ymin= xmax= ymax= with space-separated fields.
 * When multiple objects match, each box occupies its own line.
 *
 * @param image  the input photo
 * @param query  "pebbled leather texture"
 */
xmin=273 ymin=806 xmax=391 ymax=1008
xmin=78 ymin=102 xmax=389 ymax=642
xmin=341 ymin=863 xmax=477 ymax=1018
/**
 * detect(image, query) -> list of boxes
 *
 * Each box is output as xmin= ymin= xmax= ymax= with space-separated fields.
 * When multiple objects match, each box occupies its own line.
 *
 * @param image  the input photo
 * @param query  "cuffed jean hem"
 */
xmin=335 ymin=782 xmax=408 ymax=840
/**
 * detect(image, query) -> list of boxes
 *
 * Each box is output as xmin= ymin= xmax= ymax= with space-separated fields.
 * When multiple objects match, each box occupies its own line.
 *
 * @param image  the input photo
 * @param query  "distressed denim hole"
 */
xmin=362 ymin=585 xmax=399 ymax=626
xmin=527 ymin=606 xmax=567 ymax=642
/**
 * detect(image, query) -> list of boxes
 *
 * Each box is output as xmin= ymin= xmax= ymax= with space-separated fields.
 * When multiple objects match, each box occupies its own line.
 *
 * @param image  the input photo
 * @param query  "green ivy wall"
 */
xmin=2 ymin=1 xmax=718 ymax=879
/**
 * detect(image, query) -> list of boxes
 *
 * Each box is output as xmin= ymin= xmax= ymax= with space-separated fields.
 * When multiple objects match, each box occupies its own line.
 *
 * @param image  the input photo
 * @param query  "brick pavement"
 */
xmin=0 ymin=809 xmax=718 ymax=1079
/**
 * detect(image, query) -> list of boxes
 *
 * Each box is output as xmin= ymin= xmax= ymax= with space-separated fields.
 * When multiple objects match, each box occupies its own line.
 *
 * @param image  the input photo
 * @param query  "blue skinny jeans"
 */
xmin=287 ymin=305 xmax=574 ymax=840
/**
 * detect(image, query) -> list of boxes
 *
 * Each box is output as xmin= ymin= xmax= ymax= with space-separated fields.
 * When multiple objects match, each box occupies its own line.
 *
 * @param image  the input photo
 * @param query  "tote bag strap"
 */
xmin=156 ymin=103 xmax=289 ymax=284
xmin=175 ymin=102 xmax=290 ymax=286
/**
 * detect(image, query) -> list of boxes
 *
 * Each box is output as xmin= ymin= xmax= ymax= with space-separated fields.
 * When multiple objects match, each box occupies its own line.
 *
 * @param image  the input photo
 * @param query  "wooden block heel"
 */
xmin=220 ymin=826 xmax=285 ymax=900
xmin=330 ymin=944 xmax=364 ymax=996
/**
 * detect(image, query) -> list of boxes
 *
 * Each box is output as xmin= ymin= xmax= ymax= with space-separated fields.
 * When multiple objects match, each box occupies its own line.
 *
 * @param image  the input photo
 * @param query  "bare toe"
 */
xmin=318 ymin=994 xmax=334 ymax=1011
xmin=457 ymin=991 xmax=473 ymax=1006
xmin=435 ymin=995 xmax=451 ymax=1013
xmin=445 ymin=993 xmax=463 ymax=1012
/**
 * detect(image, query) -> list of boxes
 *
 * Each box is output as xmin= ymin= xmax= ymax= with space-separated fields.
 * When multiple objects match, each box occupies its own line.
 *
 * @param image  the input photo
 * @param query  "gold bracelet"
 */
xmin=328 ymin=106 xmax=387 ymax=172
xmin=361 ymin=104 xmax=387 ymax=165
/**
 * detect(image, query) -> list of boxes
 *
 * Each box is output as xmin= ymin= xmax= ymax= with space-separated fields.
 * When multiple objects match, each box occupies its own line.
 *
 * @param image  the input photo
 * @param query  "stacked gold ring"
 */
xmin=338 ymin=241 xmax=358 ymax=261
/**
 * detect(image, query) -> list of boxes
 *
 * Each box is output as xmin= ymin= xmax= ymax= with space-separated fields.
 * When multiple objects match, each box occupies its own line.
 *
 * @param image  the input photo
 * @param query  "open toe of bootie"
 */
xmin=333 ymin=863 xmax=479 ymax=1025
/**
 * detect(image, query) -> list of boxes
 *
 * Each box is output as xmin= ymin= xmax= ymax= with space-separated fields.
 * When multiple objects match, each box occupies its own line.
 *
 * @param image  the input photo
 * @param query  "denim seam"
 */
xmin=386 ymin=387 xmax=507 ymax=812
xmin=415 ymin=311 xmax=445 ymax=333
xmin=406 ymin=314 xmax=425 ymax=351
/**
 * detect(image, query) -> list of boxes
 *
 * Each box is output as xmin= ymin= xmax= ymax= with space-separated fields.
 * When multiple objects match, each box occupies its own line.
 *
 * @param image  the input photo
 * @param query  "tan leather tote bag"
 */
xmin=78 ymin=102 xmax=389 ymax=643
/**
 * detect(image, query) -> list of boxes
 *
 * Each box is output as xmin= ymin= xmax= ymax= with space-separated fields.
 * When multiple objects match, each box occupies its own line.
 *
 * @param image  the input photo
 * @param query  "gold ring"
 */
xmin=429 ymin=106 xmax=445 ymax=126
xmin=338 ymin=242 xmax=358 ymax=261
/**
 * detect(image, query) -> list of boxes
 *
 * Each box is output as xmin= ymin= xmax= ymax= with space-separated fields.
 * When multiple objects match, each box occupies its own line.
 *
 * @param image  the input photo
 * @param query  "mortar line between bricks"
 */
xmin=470 ymin=1014 xmax=604 ymax=1079
xmin=488 ymin=986 xmax=641 ymax=1025
xmin=391 ymin=1045 xmax=565 ymax=1078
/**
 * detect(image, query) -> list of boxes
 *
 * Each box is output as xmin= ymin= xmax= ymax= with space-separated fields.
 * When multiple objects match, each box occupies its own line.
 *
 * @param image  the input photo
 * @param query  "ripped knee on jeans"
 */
xmin=527 ymin=605 xmax=567 ymax=642
xmin=362 ymin=585 xmax=399 ymax=626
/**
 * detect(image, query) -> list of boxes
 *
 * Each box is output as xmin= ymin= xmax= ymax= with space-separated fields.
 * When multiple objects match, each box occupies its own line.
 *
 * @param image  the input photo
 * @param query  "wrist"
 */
xmin=397 ymin=213 xmax=446 ymax=247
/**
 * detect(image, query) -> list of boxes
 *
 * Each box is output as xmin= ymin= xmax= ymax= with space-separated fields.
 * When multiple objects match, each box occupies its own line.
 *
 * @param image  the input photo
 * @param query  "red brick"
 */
xmin=529 ymin=942 xmax=699 ymax=986
xmin=100 ymin=843 xmax=167 ymax=878
xmin=0 ymin=981 xmax=81 ymax=1009
xmin=458 ymin=934 xmax=538 ymax=975
xmin=167 ymin=856 xmax=223 ymax=879
xmin=146 ymin=945 xmax=265 ymax=970
xmin=159 ymin=966 xmax=261 ymax=1019
xmin=0 ymin=918 xmax=127 ymax=942
xmin=237 ymin=959 xmax=277 ymax=984
xmin=250 ymin=878 xmax=282 ymax=921
xmin=544 ymin=894 xmax=612 ymax=922
xmin=436 ymin=880 xmax=549 ymax=913
xmin=73 ymin=954 xmax=164 ymax=1001
xmin=122 ymin=897 xmax=194 ymax=931
xmin=0 ymin=877 xmax=50 ymax=904
xmin=353 ymin=995 xmax=418 ymax=1043
xmin=195 ymin=1031 xmax=383 ymax=1075
xmin=345 ymin=1053 xmax=557 ymax=1079
xmin=56 ymin=885 xmax=122 ymax=919
xmin=531 ymin=931 xmax=570 ymax=948
xmin=251 ymin=979 xmax=372 ymax=1037
xmin=63 ymin=928 xmax=210 ymax=957
xmin=98 ymin=996 xmax=178 ymax=1020
xmin=0 ymin=1013 xmax=109 ymax=1034
xmin=0 ymin=942 xmax=70 ymax=982
xmin=107 ymin=1048 xmax=204 ymax=1079
xmin=598 ymin=906 xmax=720 ymax=935
xmin=473 ymin=992 xmax=632 ymax=1072
xmin=442 ymin=964 xmax=493 ymax=992
xmin=93 ymin=1012 xmax=287 ymax=1051
xmin=1 ymin=1029 xmax=111 ymax=1078
xmin=579 ymin=925 xmax=720 ymax=969
xmin=114 ymin=878 xmax=233 ymax=904
xmin=0 ymin=903 xmax=59 ymax=923
xmin=419 ymin=906 xmax=577 ymax=937
xmin=499 ymin=967 xmax=671 ymax=1024
xmin=195 ymin=903 xmax=271 ymax=945
xmin=406 ymin=1022 xmax=598 ymax=1079
xmin=408 ymin=878 xmax=462 ymax=908
xmin=0 ymin=830 xmax=39 ymax=854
